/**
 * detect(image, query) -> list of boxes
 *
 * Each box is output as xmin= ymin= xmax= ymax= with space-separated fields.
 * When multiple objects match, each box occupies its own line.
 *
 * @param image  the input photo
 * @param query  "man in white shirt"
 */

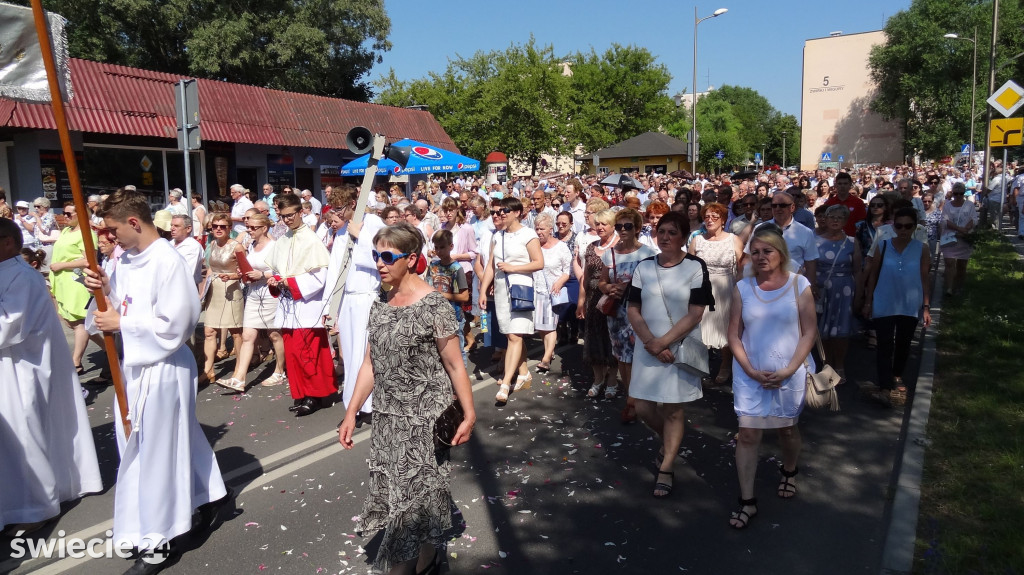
xmin=300 ymin=189 xmax=322 ymax=216
xmin=561 ymin=182 xmax=587 ymax=234
xmin=229 ymin=184 xmax=253 ymax=236
xmin=170 ymin=215 xmax=204 ymax=291
xmin=744 ymin=191 xmax=818 ymax=287
xmin=85 ymin=190 xmax=228 ymax=571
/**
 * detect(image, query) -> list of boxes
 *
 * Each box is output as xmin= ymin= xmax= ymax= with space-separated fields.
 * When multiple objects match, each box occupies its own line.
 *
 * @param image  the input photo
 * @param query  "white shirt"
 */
xmin=172 ymin=236 xmax=205 ymax=288
xmin=745 ymin=219 xmax=819 ymax=273
xmin=231 ymin=196 xmax=254 ymax=235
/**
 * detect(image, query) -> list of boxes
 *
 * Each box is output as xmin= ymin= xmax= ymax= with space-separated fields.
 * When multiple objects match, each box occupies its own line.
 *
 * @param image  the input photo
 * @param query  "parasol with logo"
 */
xmin=339 ymin=139 xmax=480 ymax=175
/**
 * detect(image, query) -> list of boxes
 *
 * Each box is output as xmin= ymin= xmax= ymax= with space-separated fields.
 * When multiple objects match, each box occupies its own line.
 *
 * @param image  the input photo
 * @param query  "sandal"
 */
xmin=536 ymin=361 xmax=550 ymax=374
xmin=891 ymin=385 xmax=908 ymax=407
xmin=513 ymin=373 xmax=532 ymax=391
xmin=729 ymin=497 xmax=758 ymax=529
xmin=653 ymin=470 xmax=674 ymax=498
xmin=604 ymin=384 xmax=619 ymax=399
xmin=777 ymin=466 xmax=799 ymax=499
xmin=198 ymin=370 xmax=216 ymax=385
xmin=586 ymin=383 xmax=604 ymax=398
xmin=714 ymin=370 xmax=732 ymax=385
xmin=261 ymin=372 xmax=288 ymax=387
xmin=495 ymin=382 xmax=511 ymax=404
xmin=215 ymin=349 xmax=230 ymax=360
xmin=216 ymin=377 xmax=246 ymax=392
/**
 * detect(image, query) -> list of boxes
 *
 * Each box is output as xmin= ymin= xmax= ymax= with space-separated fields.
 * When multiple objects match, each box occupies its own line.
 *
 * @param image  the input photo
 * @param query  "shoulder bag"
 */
xmin=597 ymin=247 xmax=621 ymax=316
xmin=502 ymin=230 xmax=535 ymax=312
xmin=793 ymin=277 xmax=841 ymax=411
xmin=653 ymin=258 xmax=710 ymax=377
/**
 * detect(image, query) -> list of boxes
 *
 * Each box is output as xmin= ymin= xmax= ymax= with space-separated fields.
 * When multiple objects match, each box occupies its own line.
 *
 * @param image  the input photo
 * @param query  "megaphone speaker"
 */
xmin=346 ymin=126 xmax=374 ymax=155
xmin=384 ymin=145 xmax=412 ymax=169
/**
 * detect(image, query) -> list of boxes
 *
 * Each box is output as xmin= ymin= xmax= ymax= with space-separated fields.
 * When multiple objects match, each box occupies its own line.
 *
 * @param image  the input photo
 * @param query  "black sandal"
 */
xmin=778 ymin=466 xmax=799 ymax=499
xmin=653 ymin=470 xmax=674 ymax=498
xmin=729 ymin=497 xmax=758 ymax=529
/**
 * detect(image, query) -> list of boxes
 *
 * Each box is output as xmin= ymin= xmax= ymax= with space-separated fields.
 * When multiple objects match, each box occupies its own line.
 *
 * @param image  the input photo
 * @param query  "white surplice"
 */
xmin=323 ymin=214 xmax=384 ymax=415
xmin=96 ymin=238 xmax=226 ymax=549
xmin=0 ymin=257 xmax=102 ymax=528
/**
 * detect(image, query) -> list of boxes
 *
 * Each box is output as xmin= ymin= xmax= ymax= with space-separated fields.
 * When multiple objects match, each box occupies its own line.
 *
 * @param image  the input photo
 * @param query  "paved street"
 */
xmin=2 ymin=321 xmax=922 ymax=575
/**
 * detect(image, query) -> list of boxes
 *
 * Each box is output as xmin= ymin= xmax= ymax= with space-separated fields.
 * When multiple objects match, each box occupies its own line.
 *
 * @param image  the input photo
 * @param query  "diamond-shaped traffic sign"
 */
xmin=140 ymin=155 xmax=153 ymax=172
xmin=987 ymin=80 xmax=1024 ymax=118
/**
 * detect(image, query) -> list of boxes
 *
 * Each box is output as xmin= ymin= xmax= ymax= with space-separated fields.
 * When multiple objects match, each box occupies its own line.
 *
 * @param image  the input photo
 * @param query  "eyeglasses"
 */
xmin=771 ymin=203 xmax=793 ymax=208
xmin=63 ymin=211 xmax=74 ymax=216
xmin=246 ymin=225 xmax=265 ymax=231
xmin=614 ymin=222 xmax=636 ymax=232
xmin=703 ymin=213 xmax=722 ymax=221
xmin=211 ymin=224 xmax=229 ymax=230
xmin=893 ymin=222 xmax=915 ymax=230
xmin=279 ymin=210 xmax=299 ymax=219
xmin=371 ymin=250 xmax=411 ymax=265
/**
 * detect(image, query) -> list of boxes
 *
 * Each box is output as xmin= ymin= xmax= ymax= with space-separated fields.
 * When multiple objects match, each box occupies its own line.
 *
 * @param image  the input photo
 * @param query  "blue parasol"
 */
xmin=339 ymin=139 xmax=480 ymax=175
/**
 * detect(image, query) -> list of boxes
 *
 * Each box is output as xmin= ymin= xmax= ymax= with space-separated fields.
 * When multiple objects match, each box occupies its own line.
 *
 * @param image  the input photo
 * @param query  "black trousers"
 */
xmin=874 ymin=315 xmax=918 ymax=390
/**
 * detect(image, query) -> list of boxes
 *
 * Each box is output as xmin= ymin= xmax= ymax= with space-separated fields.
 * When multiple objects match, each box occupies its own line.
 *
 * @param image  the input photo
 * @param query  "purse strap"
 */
xmin=501 ymin=230 xmax=513 ymax=295
xmin=792 ymin=274 xmax=827 ymax=364
xmin=821 ymin=236 xmax=847 ymax=288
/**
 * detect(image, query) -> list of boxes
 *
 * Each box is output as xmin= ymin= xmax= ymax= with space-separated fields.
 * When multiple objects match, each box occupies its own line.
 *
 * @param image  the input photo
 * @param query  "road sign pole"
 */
xmin=1000 ymin=147 xmax=1008 ymax=230
xmin=178 ymin=80 xmax=193 ymax=210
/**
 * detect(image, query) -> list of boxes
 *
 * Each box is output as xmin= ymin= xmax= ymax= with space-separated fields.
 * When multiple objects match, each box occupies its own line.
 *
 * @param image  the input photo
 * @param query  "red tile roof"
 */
xmin=2 ymin=58 xmax=458 ymax=152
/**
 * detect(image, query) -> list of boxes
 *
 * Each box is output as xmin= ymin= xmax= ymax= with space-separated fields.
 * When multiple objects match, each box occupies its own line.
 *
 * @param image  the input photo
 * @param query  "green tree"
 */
xmin=869 ymin=0 xmax=1024 ymax=159
xmin=700 ymin=85 xmax=775 ymax=156
xmin=564 ymin=45 xmax=675 ymax=153
xmin=27 ymin=0 xmax=391 ymax=101
xmin=377 ymin=38 xmax=570 ymax=173
xmin=694 ymin=98 xmax=745 ymax=172
xmin=766 ymin=113 xmax=801 ymax=168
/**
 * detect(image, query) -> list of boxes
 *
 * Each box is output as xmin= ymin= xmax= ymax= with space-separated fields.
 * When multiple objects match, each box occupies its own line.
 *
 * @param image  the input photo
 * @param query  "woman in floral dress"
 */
xmin=339 ymin=223 xmax=475 ymax=575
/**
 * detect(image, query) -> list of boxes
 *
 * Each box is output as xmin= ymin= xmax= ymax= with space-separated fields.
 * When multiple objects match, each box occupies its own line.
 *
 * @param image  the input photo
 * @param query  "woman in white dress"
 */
xmin=479 ymin=197 xmax=543 ymax=404
xmin=688 ymin=202 xmax=743 ymax=384
xmin=627 ymin=211 xmax=714 ymax=498
xmin=216 ymin=213 xmax=287 ymax=391
xmin=532 ymin=213 xmax=572 ymax=373
xmin=727 ymin=224 xmax=817 ymax=529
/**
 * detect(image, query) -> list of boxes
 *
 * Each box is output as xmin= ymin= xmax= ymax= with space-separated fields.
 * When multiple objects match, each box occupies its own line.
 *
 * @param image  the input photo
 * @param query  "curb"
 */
xmin=878 ymin=271 xmax=942 ymax=575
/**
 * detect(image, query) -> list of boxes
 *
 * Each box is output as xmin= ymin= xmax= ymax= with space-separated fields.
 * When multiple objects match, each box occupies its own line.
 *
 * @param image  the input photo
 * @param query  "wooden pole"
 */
xmin=30 ymin=0 xmax=131 ymax=439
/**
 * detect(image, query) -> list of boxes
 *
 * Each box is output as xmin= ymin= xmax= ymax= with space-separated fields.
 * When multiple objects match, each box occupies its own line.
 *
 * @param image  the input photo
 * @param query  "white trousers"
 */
xmin=338 ymin=291 xmax=375 ymax=414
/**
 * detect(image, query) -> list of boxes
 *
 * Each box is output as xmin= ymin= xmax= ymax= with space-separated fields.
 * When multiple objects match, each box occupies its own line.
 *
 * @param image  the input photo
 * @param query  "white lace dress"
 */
xmin=691 ymin=233 xmax=736 ymax=348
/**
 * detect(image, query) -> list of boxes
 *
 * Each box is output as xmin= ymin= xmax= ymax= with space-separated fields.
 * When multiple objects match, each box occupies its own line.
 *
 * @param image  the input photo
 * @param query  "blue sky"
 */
xmin=377 ymin=0 xmax=912 ymax=120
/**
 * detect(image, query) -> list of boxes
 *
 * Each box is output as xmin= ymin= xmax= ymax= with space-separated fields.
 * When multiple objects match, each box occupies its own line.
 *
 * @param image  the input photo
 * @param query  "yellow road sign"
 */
xmin=988 ymin=80 xmax=1024 ymax=118
xmin=990 ymin=117 xmax=1024 ymax=147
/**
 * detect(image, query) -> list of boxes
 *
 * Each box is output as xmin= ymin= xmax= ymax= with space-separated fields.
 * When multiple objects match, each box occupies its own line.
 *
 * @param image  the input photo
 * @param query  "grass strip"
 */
xmin=917 ymin=229 xmax=1024 ymax=574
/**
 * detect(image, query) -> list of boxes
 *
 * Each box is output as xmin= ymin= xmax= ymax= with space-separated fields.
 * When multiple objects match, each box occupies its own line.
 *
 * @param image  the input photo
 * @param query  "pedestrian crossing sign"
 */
xmin=821 ymin=152 xmax=832 ymax=161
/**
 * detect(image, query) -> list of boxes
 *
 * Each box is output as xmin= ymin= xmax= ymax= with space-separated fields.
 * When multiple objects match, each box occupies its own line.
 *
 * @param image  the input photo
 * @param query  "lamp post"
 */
xmin=781 ymin=130 xmax=787 ymax=170
xmin=762 ymin=143 xmax=766 ymax=170
xmin=692 ymin=6 xmax=728 ymax=176
xmin=944 ymin=27 xmax=978 ymax=170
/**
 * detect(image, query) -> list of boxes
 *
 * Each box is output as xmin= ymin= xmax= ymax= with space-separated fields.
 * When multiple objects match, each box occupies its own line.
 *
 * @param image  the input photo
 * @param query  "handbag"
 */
xmin=597 ymin=247 xmax=621 ymax=316
xmin=793 ymin=278 xmax=841 ymax=411
xmin=654 ymin=258 xmax=710 ymax=377
xmin=501 ymin=230 xmax=535 ymax=312
xmin=433 ymin=398 xmax=465 ymax=452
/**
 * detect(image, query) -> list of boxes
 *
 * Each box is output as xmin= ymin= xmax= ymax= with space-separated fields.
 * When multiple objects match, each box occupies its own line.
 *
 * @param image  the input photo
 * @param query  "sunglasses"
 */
xmin=771 ymin=203 xmax=793 ymax=208
xmin=63 ymin=211 xmax=74 ymax=216
xmin=552 ymin=202 xmax=562 ymax=207
xmin=211 ymin=224 xmax=229 ymax=230
xmin=371 ymin=250 xmax=411 ymax=265
xmin=893 ymin=222 xmax=915 ymax=230
xmin=246 ymin=225 xmax=265 ymax=231
xmin=614 ymin=222 xmax=636 ymax=232
xmin=491 ymin=208 xmax=512 ymax=216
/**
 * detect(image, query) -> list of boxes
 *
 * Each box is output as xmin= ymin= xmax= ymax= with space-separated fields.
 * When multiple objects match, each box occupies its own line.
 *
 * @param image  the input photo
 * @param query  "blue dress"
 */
xmin=815 ymin=236 xmax=857 ymax=338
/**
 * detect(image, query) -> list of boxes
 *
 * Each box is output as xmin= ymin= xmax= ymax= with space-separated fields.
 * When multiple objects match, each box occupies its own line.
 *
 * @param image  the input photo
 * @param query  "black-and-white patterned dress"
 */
xmin=356 ymin=290 xmax=460 ymax=572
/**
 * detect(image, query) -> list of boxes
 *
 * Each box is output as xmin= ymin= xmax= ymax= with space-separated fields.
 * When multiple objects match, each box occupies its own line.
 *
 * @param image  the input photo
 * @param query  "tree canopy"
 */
xmin=25 ymin=0 xmax=391 ymax=101
xmin=869 ymin=0 xmax=1024 ymax=159
xmin=376 ymin=40 xmax=675 ymax=173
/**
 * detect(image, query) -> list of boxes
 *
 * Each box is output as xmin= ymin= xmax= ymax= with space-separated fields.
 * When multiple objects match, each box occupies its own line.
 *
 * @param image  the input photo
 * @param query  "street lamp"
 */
xmin=944 ymin=28 xmax=978 ymax=170
xmin=761 ymin=143 xmax=766 ymax=169
xmin=781 ymin=130 xmax=787 ymax=170
xmin=691 ymin=6 xmax=728 ymax=175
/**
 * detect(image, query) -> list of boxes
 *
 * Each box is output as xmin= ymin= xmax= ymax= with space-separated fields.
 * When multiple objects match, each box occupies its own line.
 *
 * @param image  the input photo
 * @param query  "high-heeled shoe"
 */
xmin=495 ymin=382 xmax=511 ymax=404
xmin=198 ymin=370 xmax=216 ymax=385
xmin=215 ymin=349 xmax=230 ymax=360
xmin=513 ymin=373 xmax=532 ymax=391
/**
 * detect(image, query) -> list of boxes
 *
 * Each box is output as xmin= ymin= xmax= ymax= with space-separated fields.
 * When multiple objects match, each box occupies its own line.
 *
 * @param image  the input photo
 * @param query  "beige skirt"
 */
xmin=204 ymin=278 xmax=244 ymax=328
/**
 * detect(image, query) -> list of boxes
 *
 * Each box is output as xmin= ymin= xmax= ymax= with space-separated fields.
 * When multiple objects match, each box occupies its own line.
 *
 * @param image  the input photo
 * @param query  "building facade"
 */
xmin=0 ymin=58 xmax=457 ymax=210
xmin=800 ymin=31 xmax=904 ymax=171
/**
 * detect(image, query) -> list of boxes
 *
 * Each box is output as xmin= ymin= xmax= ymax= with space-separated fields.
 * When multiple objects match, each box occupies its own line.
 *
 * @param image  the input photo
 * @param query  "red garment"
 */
xmin=823 ymin=194 xmax=867 ymax=236
xmin=281 ymin=328 xmax=337 ymax=399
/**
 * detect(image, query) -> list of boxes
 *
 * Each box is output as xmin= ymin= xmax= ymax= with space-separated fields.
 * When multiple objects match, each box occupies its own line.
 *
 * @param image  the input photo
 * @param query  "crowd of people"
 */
xmin=0 ymin=158 xmax=998 ymax=573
